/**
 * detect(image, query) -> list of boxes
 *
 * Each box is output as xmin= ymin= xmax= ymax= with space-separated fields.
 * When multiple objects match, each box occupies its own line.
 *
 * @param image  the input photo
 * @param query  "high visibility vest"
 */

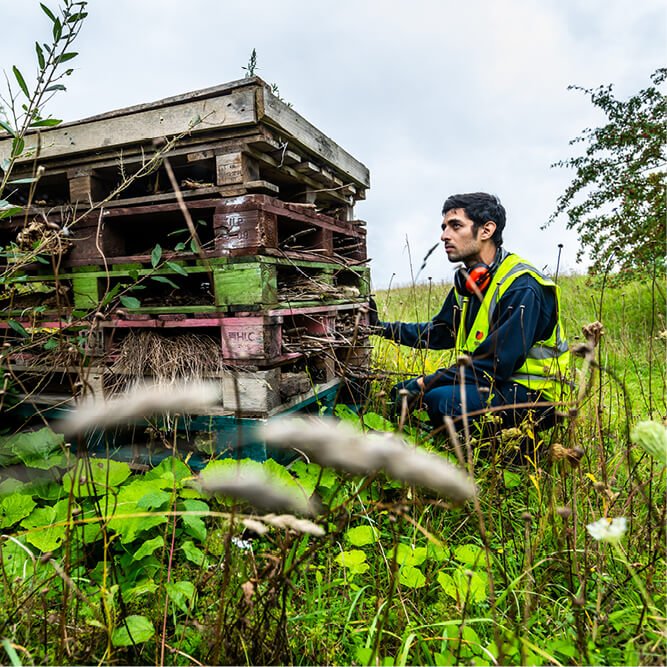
xmin=454 ymin=253 xmax=571 ymax=403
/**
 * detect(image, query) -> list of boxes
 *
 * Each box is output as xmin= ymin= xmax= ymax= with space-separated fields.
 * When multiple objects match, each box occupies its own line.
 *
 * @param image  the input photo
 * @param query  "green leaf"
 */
xmin=136 ymin=490 xmax=171 ymax=510
xmin=21 ymin=498 xmax=76 ymax=552
xmin=181 ymin=540 xmax=205 ymax=566
xmin=0 ymin=120 xmax=14 ymax=136
xmin=0 ymin=494 xmax=37 ymax=528
xmin=150 ymin=243 xmax=162 ymax=267
xmin=453 ymin=544 xmax=485 ymax=568
xmin=389 ymin=543 xmax=427 ymax=567
xmin=11 ymin=137 xmax=25 ymax=158
xmin=8 ymin=320 xmax=29 ymax=338
xmin=56 ymin=52 xmax=78 ymax=64
xmin=166 ymin=261 xmax=188 ymax=276
xmin=363 ymin=411 xmax=393 ymax=431
xmin=335 ymin=549 xmax=369 ymax=576
xmin=437 ymin=568 xmax=487 ymax=604
xmin=346 ymin=525 xmax=379 ymax=547
xmin=119 ymin=296 xmax=141 ymax=309
xmin=133 ymin=535 xmax=164 ymax=561
xmin=63 ymin=459 xmax=132 ymax=497
xmin=399 ymin=564 xmax=426 ymax=588
xmin=180 ymin=499 xmax=208 ymax=541
xmin=0 ymin=539 xmax=35 ymax=578
xmin=45 ymin=84 xmax=66 ymax=92
xmin=53 ymin=18 xmax=62 ymax=40
xmin=29 ymin=118 xmax=62 ymax=127
xmin=151 ymin=275 xmax=179 ymax=289
xmin=40 ymin=3 xmax=57 ymax=22
xmin=144 ymin=456 xmax=193 ymax=484
xmin=0 ymin=207 xmax=22 ymax=220
xmin=35 ymin=42 xmax=45 ymax=69
xmin=1 ymin=428 xmax=66 ymax=470
xmin=100 ymin=283 xmax=121 ymax=307
xmin=111 ymin=615 xmax=155 ymax=646
xmin=8 ymin=177 xmax=38 ymax=185
xmin=13 ymin=66 xmax=29 ymax=98
xmin=165 ymin=581 xmax=195 ymax=614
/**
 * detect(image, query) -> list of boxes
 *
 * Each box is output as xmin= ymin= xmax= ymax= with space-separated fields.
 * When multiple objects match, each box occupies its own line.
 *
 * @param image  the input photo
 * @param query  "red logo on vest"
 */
xmin=475 ymin=330 xmax=484 ymax=341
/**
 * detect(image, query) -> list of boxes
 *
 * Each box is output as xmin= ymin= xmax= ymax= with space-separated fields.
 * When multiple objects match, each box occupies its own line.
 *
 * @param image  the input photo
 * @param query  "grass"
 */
xmin=0 ymin=273 xmax=664 ymax=666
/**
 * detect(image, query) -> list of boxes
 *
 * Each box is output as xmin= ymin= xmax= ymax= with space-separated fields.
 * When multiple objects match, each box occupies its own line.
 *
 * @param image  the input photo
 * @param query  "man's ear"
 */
xmin=480 ymin=221 xmax=496 ymax=240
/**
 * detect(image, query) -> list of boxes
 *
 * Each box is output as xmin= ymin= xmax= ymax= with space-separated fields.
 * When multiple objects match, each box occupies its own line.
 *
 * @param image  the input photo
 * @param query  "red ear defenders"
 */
xmin=454 ymin=263 xmax=492 ymax=296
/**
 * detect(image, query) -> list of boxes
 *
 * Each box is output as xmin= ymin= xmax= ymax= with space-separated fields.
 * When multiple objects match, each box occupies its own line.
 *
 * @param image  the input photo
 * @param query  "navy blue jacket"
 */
xmin=380 ymin=273 xmax=558 ymax=390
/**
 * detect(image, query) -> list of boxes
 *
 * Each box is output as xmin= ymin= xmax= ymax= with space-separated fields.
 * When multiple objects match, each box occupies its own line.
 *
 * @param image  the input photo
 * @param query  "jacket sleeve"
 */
xmin=420 ymin=276 xmax=555 ymax=390
xmin=379 ymin=288 xmax=458 ymax=350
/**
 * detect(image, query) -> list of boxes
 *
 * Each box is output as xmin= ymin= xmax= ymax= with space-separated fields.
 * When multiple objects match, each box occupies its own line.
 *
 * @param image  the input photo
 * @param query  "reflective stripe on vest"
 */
xmin=454 ymin=253 xmax=571 ymax=402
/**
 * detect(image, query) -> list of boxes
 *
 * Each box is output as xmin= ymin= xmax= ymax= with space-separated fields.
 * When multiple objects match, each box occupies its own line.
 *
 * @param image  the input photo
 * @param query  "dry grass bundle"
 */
xmin=15 ymin=219 xmax=73 ymax=255
xmin=109 ymin=330 xmax=226 ymax=392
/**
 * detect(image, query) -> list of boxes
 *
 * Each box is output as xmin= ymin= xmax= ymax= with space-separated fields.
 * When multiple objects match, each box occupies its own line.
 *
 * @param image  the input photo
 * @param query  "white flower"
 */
xmin=586 ymin=517 xmax=627 ymax=544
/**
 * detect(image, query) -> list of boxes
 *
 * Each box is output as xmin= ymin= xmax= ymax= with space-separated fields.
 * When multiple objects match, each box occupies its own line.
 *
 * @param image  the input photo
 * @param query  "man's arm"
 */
xmin=370 ymin=289 xmax=459 ymax=350
xmin=420 ymin=275 xmax=556 ymax=390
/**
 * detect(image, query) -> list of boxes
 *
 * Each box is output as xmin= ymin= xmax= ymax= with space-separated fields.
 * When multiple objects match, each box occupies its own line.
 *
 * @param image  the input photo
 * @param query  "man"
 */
xmin=370 ymin=192 xmax=570 ymax=431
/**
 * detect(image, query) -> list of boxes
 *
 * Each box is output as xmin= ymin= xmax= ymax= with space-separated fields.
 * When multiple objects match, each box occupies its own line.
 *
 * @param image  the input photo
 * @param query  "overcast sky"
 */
xmin=1 ymin=0 xmax=664 ymax=289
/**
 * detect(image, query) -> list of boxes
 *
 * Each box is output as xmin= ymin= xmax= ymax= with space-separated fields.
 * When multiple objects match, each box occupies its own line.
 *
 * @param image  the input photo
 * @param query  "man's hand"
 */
xmin=367 ymin=296 xmax=380 ymax=329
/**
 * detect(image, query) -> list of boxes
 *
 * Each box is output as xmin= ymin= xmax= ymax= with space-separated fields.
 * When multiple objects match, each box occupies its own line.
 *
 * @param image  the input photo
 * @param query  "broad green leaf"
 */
xmin=437 ymin=568 xmax=487 ymax=603
xmin=180 ymin=499 xmax=208 ymax=541
xmin=144 ymin=456 xmax=192 ymax=484
xmin=123 ymin=579 xmax=158 ymax=600
xmin=119 ymin=295 xmax=140 ymax=309
xmin=105 ymin=480 xmax=166 ymax=543
xmin=0 ymin=428 xmax=66 ymax=470
xmin=150 ymin=244 xmax=162 ymax=267
xmin=63 ymin=459 xmax=131 ymax=497
xmin=13 ymin=66 xmax=29 ymax=98
xmin=362 ymin=411 xmax=393 ymax=431
xmin=399 ymin=564 xmax=426 ymax=588
xmin=0 ymin=538 xmax=35 ymax=578
xmin=346 ymin=525 xmax=379 ymax=547
xmin=335 ymin=549 xmax=369 ymax=576
xmin=136 ymin=490 xmax=171 ymax=510
xmin=111 ymin=615 xmax=154 ymax=646
xmin=165 ymin=580 xmax=195 ymax=614
xmin=21 ymin=498 xmax=77 ymax=552
xmin=426 ymin=541 xmax=449 ymax=562
xmin=502 ymin=470 xmax=522 ymax=488
xmin=0 ymin=494 xmax=36 ymax=528
xmin=181 ymin=540 xmax=205 ymax=566
xmin=133 ymin=535 xmax=164 ymax=561
xmin=389 ymin=543 xmax=427 ymax=567
xmin=453 ymin=543 xmax=485 ymax=568
xmin=166 ymin=261 xmax=188 ymax=276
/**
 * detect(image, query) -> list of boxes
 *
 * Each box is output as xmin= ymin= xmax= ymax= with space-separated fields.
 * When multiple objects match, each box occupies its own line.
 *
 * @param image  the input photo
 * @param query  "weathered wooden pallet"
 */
xmin=0 ymin=195 xmax=367 ymax=265
xmin=3 ymin=256 xmax=371 ymax=314
xmin=0 ymin=77 xmax=369 ymax=216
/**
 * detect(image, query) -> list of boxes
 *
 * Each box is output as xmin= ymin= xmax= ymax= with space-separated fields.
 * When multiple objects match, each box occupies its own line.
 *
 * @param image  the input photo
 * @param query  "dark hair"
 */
xmin=442 ymin=192 xmax=506 ymax=247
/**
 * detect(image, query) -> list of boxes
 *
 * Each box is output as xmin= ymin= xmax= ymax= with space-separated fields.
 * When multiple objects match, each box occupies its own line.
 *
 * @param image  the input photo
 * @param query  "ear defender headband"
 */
xmin=453 ymin=248 xmax=505 ymax=297
xmin=454 ymin=263 xmax=492 ymax=296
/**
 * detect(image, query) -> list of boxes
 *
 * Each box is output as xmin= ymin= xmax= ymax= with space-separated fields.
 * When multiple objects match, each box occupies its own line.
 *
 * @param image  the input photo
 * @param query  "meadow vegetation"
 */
xmin=0 ymin=273 xmax=664 ymax=666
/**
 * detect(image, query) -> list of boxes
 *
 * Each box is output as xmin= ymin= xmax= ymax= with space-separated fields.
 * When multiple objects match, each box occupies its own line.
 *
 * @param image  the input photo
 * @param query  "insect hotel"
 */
xmin=0 ymin=77 xmax=371 ymax=462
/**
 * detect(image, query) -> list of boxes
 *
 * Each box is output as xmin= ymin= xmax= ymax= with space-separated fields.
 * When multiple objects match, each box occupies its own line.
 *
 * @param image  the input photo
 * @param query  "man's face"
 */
xmin=440 ymin=208 xmax=483 ymax=264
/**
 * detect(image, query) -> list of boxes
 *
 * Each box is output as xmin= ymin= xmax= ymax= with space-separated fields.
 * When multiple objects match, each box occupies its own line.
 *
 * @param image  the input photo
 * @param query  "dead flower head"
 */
xmin=199 ymin=466 xmax=314 ymax=515
xmin=61 ymin=380 xmax=221 ymax=435
xmin=261 ymin=416 xmax=474 ymax=502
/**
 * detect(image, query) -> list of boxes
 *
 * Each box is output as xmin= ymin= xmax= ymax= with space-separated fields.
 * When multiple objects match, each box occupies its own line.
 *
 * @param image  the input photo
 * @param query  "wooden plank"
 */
xmin=0 ymin=87 xmax=258 ymax=163
xmin=258 ymin=87 xmax=370 ymax=188
xmin=215 ymin=150 xmax=260 ymax=185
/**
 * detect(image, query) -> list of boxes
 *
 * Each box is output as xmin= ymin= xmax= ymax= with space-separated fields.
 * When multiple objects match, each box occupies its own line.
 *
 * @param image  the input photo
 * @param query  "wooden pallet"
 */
xmin=3 ymin=256 xmax=371 ymax=314
xmin=0 ymin=195 xmax=367 ymax=265
xmin=0 ymin=78 xmax=369 ymax=216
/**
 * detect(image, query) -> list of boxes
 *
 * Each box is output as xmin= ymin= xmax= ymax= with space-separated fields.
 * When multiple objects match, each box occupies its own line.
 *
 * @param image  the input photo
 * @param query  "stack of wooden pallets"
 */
xmin=0 ymin=77 xmax=371 ymax=438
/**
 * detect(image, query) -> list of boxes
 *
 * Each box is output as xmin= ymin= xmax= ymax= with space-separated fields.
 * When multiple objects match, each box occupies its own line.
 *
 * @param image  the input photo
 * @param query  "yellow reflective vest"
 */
xmin=454 ymin=253 xmax=571 ymax=403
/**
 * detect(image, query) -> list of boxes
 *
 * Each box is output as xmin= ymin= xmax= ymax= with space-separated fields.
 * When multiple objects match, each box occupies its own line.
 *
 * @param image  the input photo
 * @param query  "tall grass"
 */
xmin=0 ymin=273 xmax=664 ymax=666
